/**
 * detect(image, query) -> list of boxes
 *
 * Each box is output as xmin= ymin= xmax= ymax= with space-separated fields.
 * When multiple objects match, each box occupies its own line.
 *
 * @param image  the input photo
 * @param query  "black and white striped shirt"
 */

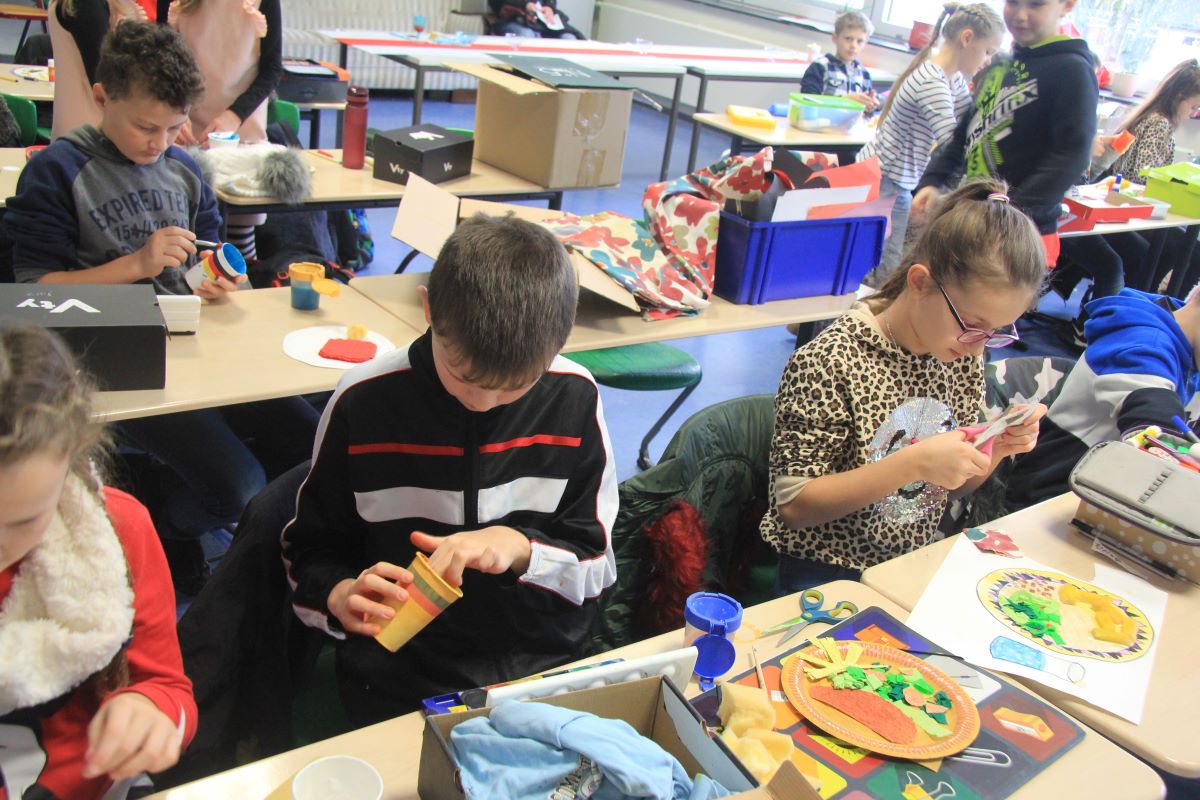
xmin=859 ymin=62 xmax=969 ymax=190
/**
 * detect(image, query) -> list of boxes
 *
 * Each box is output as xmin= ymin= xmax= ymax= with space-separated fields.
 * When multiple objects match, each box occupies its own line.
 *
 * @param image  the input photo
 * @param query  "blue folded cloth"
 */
xmin=450 ymin=701 xmax=730 ymax=800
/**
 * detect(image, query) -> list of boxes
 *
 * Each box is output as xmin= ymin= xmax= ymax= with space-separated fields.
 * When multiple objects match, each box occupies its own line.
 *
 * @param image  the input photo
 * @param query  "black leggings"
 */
xmin=1059 ymin=231 xmax=1151 ymax=298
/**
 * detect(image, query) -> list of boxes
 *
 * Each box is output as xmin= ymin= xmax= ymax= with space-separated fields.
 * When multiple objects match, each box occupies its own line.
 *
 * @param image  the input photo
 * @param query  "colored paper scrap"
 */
xmin=965 ymin=527 xmax=1022 ymax=558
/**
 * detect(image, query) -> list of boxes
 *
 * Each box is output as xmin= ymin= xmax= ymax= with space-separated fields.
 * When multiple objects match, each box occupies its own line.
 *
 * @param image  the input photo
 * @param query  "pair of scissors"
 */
xmin=762 ymin=589 xmax=859 ymax=646
xmin=959 ymin=400 xmax=1041 ymax=456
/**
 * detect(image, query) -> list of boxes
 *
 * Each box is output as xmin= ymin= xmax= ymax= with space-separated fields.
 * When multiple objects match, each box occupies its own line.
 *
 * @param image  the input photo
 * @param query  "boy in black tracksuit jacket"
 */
xmin=915 ymin=37 xmax=1097 ymax=243
xmin=282 ymin=215 xmax=618 ymax=723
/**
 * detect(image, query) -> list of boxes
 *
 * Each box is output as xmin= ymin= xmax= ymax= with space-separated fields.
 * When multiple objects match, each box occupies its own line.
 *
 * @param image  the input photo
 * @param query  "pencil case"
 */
xmin=725 ymin=105 xmax=777 ymax=129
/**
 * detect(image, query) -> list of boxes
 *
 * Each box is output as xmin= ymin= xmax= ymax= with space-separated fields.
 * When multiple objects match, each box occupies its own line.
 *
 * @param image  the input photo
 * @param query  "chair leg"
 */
xmin=17 ymin=19 xmax=31 ymax=53
xmin=637 ymin=382 xmax=699 ymax=471
xmin=394 ymin=249 xmax=419 ymax=274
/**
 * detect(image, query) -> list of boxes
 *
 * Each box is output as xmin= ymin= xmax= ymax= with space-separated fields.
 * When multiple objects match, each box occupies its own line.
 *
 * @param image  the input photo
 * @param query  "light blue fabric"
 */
xmin=450 ymin=701 xmax=730 ymax=800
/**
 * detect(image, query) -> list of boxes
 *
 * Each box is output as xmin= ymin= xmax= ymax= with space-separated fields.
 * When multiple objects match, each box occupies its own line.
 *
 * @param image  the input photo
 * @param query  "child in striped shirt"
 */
xmin=858 ymin=3 xmax=1003 ymax=286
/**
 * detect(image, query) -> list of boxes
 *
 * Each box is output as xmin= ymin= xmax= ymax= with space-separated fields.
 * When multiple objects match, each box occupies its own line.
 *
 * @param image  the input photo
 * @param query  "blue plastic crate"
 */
xmin=714 ymin=212 xmax=886 ymax=304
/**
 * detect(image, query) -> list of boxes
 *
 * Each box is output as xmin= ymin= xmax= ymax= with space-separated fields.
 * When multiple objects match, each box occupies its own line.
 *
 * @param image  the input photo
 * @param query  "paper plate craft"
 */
xmin=866 ymin=397 xmax=956 ymax=523
xmin=282 ymin=325 xmax=394 ymax=369
xmin=978 ymin=568 xmax=1154 ymax=662
xmin=781 ymin=638 xmax=980 ymax=759
xmin=11 ymin=66 xmax=48 ymax=80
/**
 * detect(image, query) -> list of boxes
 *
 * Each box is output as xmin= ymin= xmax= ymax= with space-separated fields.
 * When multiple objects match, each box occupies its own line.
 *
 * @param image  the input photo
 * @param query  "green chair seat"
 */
xmin=566 ymin=342 xmax=702 ymax=470
xmin=565 ymin=343 xmax=702 ymax=391
xmin=267 ymin=97 xmax=301 ymax=137
xmin=2 ymin=93 xmax=37 ymax=146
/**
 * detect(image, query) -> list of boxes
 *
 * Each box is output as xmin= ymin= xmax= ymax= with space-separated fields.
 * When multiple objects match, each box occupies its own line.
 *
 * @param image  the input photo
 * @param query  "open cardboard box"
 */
xmin=417 ymin=675 xmax=818 ymax=799
xmin=446 ymin=61 xmax=632 ymax=190
xmin=391 ymin=174 xmax=640 ymax=312
xmin=1059 ymin=190 xmax=1156 ymax=233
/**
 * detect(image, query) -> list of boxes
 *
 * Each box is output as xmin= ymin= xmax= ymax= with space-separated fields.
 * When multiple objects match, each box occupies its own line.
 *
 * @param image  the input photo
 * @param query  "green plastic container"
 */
xmin=1141 ymin=162 xmax=1200 ymax=218
xmin=787 ymin=92 xmax=865 ymax=133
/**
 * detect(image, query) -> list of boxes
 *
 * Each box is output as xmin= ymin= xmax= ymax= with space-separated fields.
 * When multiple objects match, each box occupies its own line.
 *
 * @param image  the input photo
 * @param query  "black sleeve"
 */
xmin=156 ymin=0 xmax=168 ymax=24
xmin=1009 ymin=60 xmax=1097 ymax=230
xmin=1116 ymin=387 xmax=1189 ymax=435
xmin=229 ymin=0 xmax=283 ymax=122
xmin=56 ymin=0 xmax=108 ymax=85
xmin=918 ymin=106 xmax=971 ymax=192
xmin=800 ymin=60 xmax=826 ymax=95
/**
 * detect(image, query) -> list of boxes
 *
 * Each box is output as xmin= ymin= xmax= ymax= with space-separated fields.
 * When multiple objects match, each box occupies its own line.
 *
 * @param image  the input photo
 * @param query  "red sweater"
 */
xmin=0 ymin=487 xmax=197 ymax=800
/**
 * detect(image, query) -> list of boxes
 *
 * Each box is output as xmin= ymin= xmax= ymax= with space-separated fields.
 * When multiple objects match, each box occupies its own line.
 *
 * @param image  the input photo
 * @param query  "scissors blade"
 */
xmin=777 ymin=620 xmax=812 ymax=646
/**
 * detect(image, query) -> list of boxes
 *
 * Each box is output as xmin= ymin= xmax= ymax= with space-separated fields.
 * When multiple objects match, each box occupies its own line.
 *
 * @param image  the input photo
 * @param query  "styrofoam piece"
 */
xmin=485 ymin=647 xmax=699 ymax=706
xmin=157 ymin=294 xmax=201 ymax=334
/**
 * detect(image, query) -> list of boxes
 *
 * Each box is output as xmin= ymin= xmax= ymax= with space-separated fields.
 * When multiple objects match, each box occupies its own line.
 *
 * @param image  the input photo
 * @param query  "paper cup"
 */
xmin=374 ymin=552 xmax=463 ymax=652
xmin=185 ymin=243 xmax=246 ymax=290
xmin=208 ymin=131 xmax=240 ymax=148
xmin=292 ymin=755 xmax=383 ymax=800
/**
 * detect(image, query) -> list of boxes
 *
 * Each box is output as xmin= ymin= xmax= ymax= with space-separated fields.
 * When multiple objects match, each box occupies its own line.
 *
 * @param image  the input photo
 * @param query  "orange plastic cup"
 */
xmin=374 ymin=553 xmax=463 ymax=652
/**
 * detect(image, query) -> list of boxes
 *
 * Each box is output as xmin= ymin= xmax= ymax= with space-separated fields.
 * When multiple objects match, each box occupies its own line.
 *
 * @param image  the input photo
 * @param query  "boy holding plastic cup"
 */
xmin=5 ymin=22 xmax=238 ymax=302
xmin=282 ymin=214 xmax=619 ymax=725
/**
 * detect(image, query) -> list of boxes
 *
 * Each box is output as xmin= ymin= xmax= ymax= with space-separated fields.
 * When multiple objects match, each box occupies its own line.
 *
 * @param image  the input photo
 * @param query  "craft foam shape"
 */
xmin=1058 ymin=585 xmax=1138 ymax=646
xmin=318 ymin=338 xmax=378 ymax=363
xmin=346 ymin=323 xmax=368 ymax=341
xmin=992 ymin=707 xmax=1055 ymax=741
xmin=374 ymin=552 xmax=462 ymax=652
xmin=809 ymin=685 xmax=918 ymax=744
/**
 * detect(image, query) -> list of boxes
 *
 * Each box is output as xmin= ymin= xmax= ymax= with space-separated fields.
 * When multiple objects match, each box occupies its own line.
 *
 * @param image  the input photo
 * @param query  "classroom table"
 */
xmin=0 ymin=145 xmax=26 ymax=205
xmin=293 ymin=100 xmax=345 ymax=149
xmin=91 ymin=284 xmax=425 ymax=423
xmin=0 ymin=62 xmax=53 ymax=102
xmin=350 ymin=272 xmax=856 ymax=353
xmin=862 ymin=493 xmax=1200 ymax=778
xmin=322 ymin=30 xmax=689 ymax=181
xmin=143 ymin=580 xmax=1164 ymax=799
xmin=213 ymin=148 xmax=563 ymax=215
xmin=690 ymin=111 xmax=873 ymax=168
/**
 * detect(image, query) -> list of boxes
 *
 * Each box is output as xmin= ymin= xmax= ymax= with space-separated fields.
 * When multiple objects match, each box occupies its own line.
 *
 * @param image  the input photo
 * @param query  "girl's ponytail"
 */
xmin=875 ymin=2 xmax=960 ymax=129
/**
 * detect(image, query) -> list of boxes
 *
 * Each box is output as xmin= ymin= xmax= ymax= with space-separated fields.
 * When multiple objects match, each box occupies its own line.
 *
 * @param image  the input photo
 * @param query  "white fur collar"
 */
xmin=0 ymin=477 xmax=135 ymax=714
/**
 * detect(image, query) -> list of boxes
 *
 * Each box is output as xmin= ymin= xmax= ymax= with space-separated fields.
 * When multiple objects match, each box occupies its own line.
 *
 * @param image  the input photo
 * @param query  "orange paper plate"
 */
xmin=781 ymin=641 xmax=980 ymax=760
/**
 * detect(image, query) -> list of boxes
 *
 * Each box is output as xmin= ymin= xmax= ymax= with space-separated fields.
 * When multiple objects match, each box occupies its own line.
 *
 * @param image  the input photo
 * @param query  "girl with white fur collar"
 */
xmin=0 ymin=327 xmax=196 ymax=799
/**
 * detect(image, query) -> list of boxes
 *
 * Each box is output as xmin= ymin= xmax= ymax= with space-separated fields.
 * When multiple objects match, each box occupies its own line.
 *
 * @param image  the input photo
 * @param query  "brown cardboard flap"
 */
xmin=390 ymin=174 xmax=461 ymax=258
xmin=761 ymin=761 xmax=822 ymax=800
xmin=446 ymin=61 xmax=558 ymax=95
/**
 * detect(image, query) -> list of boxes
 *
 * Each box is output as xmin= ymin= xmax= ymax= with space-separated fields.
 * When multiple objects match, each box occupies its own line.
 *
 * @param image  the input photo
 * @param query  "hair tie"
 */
xmin=988 ymin=192 xmax=1010 ymax=204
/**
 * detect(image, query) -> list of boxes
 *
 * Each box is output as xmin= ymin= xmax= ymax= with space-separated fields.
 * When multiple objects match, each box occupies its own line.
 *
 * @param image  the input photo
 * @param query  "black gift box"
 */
xmin=277 ymin=58 xmax=350 ymax=105
xmin=372 ymin=124 xmax=474 ymax=185
xmin=0 ymin=284 xmax=166 ymax=390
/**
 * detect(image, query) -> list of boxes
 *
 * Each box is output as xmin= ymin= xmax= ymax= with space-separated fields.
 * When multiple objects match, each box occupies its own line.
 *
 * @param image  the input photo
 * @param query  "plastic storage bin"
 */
xmin=1141 ymin=162 xmax=1200 ymax=218
xmin=714 ymin=211 xmax=886 ymax=304
xmin=787 ymin=92 xmax=864 ymax=133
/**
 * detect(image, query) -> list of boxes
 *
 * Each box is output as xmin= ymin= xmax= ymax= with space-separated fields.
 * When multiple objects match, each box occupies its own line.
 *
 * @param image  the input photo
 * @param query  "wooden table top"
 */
xmin=146 ymin=580 xmax=1164 ymax=799
xmin=862 ymin=493 xmax=1200 ymax=777
xmin=692 ymin=112 xmax=874 ymax=148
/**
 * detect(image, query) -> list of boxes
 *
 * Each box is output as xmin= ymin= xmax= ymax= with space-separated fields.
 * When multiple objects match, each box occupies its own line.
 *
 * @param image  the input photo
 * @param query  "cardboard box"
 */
xmin=1059 ymin=190 xmax=1155 ymax=233
xmin=417 ymin=675 xmax=817 ymax=799
xmin=391 ymin=175 xmax=641 ymax=313
xmin=0 ymin=284 xmax=166 ymax=390
xmin=372 ymin=124 xmax=474 ymax=186
xmin=448 ymin=61 xmax=632 ymax=189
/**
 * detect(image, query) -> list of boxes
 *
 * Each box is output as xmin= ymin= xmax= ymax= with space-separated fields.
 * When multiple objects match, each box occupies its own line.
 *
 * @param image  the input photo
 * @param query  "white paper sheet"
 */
xmin=906 ymin=535 xmax=1167 ymax=723
xmin=771 ymin=185 xmax=869 ymax=222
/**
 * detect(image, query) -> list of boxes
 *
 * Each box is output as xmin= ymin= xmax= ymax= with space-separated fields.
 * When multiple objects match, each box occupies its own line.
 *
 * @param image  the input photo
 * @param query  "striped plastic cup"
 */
xmin=374 ymin=552 xmax=463 ymax=652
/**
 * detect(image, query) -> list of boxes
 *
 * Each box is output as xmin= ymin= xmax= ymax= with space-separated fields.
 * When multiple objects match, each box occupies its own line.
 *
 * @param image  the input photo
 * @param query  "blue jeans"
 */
xmin=118 ymin=397 xmax=318 ymax=540
xmin=868 ymin=174 xmax=912 ymax=287
xmin=775 ymin=554 xmax=861 ymax=596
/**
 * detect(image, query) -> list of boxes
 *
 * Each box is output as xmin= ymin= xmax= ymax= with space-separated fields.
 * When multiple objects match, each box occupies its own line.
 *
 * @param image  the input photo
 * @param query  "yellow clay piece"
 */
xmin=346 ymin=323 xmax=368 ymax=340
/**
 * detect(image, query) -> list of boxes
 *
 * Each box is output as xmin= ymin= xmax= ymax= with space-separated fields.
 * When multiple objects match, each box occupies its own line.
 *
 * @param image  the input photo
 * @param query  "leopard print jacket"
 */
xmin=1111 ymin=113 xmax=1175 ymax=183
xmin=760 ymin=304 xmax=984 ymax=570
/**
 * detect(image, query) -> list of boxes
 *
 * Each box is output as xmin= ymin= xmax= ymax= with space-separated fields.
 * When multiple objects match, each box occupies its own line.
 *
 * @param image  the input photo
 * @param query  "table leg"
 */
xmin=1166 ymin=225 xmax=1199 ymax=298
xmin=412 ymin=66 xmax=426 ymax=126
xmin=728 ymin=135 xmax=745 ymax=156
xmin=686 ymin=74 xmax=709 ymax=174
xmin=549 ymin=191 xmax=563 ymax=211
xmin=309 ymin=110 xmax=322 ymax=150
xmin=1145 ymin=228 xmax=1170 ymax=291
xmin=338 ymin=43 xmax=348 ymax=69
xmin=659 ymin=73 xmax=683 ymax=182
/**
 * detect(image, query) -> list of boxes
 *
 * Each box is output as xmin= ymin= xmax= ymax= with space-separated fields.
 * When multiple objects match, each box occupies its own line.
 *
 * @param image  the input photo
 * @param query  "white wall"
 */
xmin=595 ymin=0 xmax=913 ymax=111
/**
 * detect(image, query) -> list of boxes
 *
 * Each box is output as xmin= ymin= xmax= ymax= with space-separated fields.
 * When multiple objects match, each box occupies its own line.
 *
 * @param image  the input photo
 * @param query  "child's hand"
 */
xmin=849 ymin=91 xmax=878 ymax=113
xmin=410 ymin=527 xmax=532 ymax=588
xmin=1092 ymin=134 xmax=1114 ymax=160
xmin=136 ymin=227 xmax=196 ymax=279
xmin=190 ymin=252 xmax=245 ymax=301
xmin=990 ymin=403 xmax=1047 ymax=461
xmin=83 ymin=693 xmax=181 ymax=781
xmin=910 ymin=186 xmax=941 ymax=226
xmin=907 ymin=430 xmax=991 ymax=489
xmin=327 ymin=562 xmax=413 ymax=637
xmin=200 ymin=111 xmax=242 ymax=143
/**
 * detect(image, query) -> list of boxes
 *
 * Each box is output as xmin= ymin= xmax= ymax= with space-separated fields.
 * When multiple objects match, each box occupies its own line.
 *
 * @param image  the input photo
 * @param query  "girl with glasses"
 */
xmin=762 ymin=178 xmax=1049 ymax=594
